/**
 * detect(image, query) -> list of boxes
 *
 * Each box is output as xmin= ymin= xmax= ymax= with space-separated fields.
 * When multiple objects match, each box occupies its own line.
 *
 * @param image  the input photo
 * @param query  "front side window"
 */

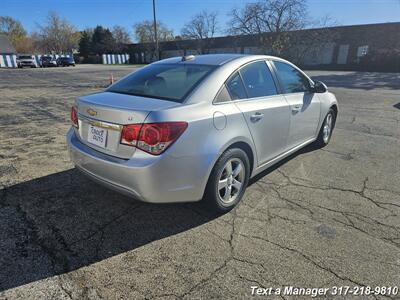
xmin=226 ymin=72 xmax=247 ymax=100
xmin=107 ymin=63 xmax=215 ymax=102
xmin=274 ymin=61 xmax=311 ymax=94
xmin=239 ymin=61 xmax=278 ymax=98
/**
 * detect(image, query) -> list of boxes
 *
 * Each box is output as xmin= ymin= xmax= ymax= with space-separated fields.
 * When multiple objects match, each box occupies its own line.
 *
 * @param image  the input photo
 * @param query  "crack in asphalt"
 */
xmin=57 ymin=276 xmax=74 ymax=300
xmin=237 ymin=232 xmax=366 ymax=287
xmin=321 ymin=148 xmax=355 ymax=161
xmin=276 ymin=170 xmax=399 ymax=211
xmin=256 ymin=174 xmax=400 ymax=249
xmin=68 ymin=203 xmax=142 ymax=248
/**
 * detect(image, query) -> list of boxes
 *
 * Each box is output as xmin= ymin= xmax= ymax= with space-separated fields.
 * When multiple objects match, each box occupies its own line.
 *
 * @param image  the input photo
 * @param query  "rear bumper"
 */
xmin=66 ymin=128 xmax=207 ymax=203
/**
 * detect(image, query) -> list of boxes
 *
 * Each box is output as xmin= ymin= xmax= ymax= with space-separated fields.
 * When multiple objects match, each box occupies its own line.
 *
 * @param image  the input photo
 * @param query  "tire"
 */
xmin=314 ymin=108 xmax=336 ymax=148
xmin=204 ymin=148 xmax=250 ymax=213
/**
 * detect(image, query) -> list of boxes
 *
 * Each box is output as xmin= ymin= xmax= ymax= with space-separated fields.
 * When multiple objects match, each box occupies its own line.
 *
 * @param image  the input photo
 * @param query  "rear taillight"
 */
xmin=71 ymin=106 xmax=78 ymax=128
xmin=120 ymin=124 xmax=142 ymax=146
xmin=120 ymin=122 xmax=188 ymax=155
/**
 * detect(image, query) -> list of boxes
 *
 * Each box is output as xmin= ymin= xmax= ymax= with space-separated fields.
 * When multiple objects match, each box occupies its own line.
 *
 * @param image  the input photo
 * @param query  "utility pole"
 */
xmin=152 ymin=0 xmax=159 ymax=60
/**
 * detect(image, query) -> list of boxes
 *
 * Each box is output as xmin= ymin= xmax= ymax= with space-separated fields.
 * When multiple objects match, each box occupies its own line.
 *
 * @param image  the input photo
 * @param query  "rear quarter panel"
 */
xmin=145 ymin=101 xmax=257 ymax=198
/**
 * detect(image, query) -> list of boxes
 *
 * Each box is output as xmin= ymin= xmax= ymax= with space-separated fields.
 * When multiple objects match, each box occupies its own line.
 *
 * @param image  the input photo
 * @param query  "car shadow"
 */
xmin=310 ymin=72 xmax=400 ymax=90
xmin=0 ymin=169 xmax=219 ymax=292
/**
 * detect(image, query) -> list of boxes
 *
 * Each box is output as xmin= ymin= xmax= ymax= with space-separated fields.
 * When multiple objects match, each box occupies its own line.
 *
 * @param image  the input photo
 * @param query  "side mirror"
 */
xmin=311 ymin=80 xmax=327 ymax=93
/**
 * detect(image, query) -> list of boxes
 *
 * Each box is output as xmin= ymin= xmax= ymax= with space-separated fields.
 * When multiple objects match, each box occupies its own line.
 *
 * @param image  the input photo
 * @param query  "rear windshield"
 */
xmin=107 ymin=63 xmax=215 ymax=102
xmin=19 ymin=56 xmax=32 ymax=59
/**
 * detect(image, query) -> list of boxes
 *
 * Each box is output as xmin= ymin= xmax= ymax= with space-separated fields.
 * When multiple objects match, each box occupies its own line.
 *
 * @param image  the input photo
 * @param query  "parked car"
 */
xmin=57 ymin=56 xmax=75 ymax=67
xmin=67 ymin=54 xmax=338 ymax=212
xmin=17 ymin=54 xmax=36 ymax=68
xmin=40 ymin=55 xmax=58 ymax=67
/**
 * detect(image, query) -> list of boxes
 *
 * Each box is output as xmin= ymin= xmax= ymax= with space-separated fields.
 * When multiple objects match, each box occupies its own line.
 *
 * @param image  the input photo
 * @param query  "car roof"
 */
xmin=152 ymin=54 xmax=283 ymax=66
xmin=152 ymin=54 xmax=253 ymax=66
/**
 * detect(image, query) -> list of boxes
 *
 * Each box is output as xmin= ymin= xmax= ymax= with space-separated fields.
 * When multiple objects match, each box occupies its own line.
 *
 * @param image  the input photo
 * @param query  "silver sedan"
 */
xmin=67 ymin=54 xmax=338 ymax=212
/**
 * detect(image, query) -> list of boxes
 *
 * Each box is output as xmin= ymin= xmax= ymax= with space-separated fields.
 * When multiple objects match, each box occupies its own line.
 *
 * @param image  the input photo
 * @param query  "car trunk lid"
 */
xmin=75 ymin=91 xmax=180 ymax=159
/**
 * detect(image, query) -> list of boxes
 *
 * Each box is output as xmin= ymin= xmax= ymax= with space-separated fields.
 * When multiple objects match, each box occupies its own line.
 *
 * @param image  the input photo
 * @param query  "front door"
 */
xmin=272 ymin=61 xmax=321 ymax=149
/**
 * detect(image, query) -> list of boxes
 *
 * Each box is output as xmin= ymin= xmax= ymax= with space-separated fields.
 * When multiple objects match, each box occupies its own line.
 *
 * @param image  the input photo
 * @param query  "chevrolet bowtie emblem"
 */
xmin=87 ymin=108 xmax=97 ymax=116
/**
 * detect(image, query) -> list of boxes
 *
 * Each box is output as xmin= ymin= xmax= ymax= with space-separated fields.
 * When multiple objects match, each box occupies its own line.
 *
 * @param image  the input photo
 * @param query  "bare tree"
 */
xmin=133 ymin=20 xmax=174 ymax=61
xmin=133 ymin=20 xmax=174 ymax=43
xmin=14 ymin=36 xmax=38 ymax=53
xmin=181 ymin=10 xmax=219 ymax=54
xmin=228 ymin=0 xmax=307 ymax=54
xmin=35 ymin=11 xmax=80 ymax=53
xmin=112 ymin=25 xmax=132 ymax=52
xmin=181 ymin=10 xmax=218 ymax=40
xmin=0 ymin=16 xmax=27 ymax=50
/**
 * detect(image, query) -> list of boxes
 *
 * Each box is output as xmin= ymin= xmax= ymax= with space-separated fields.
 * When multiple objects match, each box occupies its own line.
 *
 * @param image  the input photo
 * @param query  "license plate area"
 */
xmin=87 ymin=125 xmax=107 ymax=148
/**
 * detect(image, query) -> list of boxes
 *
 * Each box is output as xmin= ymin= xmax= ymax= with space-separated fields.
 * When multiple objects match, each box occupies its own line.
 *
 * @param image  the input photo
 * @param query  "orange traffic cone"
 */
xmin=109 ymin=73 xmax=114 ymax=85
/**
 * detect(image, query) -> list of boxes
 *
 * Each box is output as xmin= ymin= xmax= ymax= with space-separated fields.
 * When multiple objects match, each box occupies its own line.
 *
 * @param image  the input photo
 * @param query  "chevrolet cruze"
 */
xmin=67 ymin=54 xmax=338 ymax=212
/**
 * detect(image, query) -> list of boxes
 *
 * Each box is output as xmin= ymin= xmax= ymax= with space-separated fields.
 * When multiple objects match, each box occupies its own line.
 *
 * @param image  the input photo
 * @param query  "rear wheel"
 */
xmin=204 ymin=148 xmax=250 ymax=213
xmin=315 ymin=108 xmax=336 ymax=148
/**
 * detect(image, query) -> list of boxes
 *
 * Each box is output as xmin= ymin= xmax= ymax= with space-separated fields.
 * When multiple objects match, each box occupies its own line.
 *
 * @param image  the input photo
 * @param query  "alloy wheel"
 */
xmin=217 ymin=158 xmax=245 ymax=204
xmin=323 ymin=113 xmax=333 ymax=143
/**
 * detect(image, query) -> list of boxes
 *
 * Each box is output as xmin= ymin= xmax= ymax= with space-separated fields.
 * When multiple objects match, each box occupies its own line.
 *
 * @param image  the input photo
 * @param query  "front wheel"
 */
xmin=204 ymin=148 xmax=250 ymax=213
xmin=314 ymin=108 xmax=336 ymax=148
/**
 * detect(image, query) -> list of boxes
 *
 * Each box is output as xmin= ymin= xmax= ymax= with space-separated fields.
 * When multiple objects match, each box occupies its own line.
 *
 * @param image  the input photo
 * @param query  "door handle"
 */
xmin=291 ymin=104 xmax=302 ymax=113
xmin=250 ymin=112 xmax=264 ymax=122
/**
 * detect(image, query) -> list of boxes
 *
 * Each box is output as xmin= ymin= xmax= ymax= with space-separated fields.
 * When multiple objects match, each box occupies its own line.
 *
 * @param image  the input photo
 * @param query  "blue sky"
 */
xmin=3 ymin=0 xmax=400 ymax=40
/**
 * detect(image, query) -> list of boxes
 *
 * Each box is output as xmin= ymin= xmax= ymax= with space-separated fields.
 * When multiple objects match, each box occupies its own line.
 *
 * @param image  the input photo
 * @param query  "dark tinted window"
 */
xmin=214 ymin=85 xmax=232 ymax=103
xmin=274 ymin=61 xmax=310 ymax=93
xmin=226 ymin=72 xmax=247 ymax=100
xmin=240 ymin=61 xmax=277 ymax=97
xmin=108 ymin=63 xmax=215 ymax=102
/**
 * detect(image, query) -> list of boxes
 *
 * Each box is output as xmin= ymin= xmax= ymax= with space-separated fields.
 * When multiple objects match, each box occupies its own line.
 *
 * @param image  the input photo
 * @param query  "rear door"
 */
xmin=272 ymin=61 xmax=321 ymax=149
xmin=229 ymin=60 xmax=291 ymax=166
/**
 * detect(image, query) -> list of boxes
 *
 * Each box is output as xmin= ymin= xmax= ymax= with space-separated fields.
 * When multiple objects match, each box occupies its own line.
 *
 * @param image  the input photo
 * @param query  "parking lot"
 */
xmin=0 ymin=65 xmax=399 ymax=299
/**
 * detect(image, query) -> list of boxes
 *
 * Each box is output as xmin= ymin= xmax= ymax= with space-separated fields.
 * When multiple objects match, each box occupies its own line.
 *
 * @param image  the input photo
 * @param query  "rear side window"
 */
xmin=226 ymin=72 xmax=247 ymax=100
xmin=107 ymin=63 xmax=215 ymax=102
xmin=214 ymin=85 xmax=232 ymax=103
xmin=274 ymin=61 xmax=311 ymax=93
xmin=239 ymin=61 xmax=277 ymax=98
